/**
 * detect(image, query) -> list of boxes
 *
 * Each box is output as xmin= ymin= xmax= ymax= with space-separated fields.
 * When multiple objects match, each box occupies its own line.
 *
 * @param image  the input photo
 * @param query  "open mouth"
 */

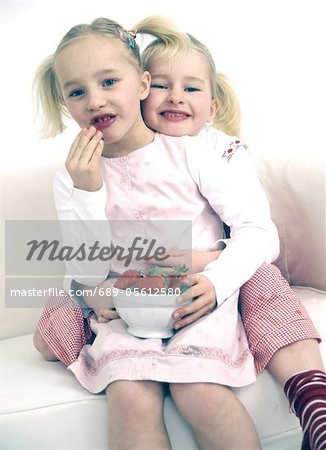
xmin=90 ymin=114 xmax=116 ymax=129
xmin=160 ymin=111 xmax=190 ymax=121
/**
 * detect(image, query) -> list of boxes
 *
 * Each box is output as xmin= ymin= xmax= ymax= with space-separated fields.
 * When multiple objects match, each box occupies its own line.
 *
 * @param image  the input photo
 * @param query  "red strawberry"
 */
xmin=115 ymin=269 xmax=142 ymax=290
xmin=134 ymin=275 xmax=166 ymax=293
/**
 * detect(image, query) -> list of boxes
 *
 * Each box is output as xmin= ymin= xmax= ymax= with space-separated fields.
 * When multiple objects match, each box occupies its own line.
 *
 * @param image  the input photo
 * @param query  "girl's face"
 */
xmin=142 ymin=49 xmax=218 ymax=137
xmin=55 ymin=35 xmax=151 ymax=155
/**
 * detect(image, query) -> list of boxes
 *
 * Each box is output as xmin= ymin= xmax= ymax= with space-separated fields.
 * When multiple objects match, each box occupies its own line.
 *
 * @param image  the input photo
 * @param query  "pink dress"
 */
xmin=54 ymin=132 xmax=279 ymax=393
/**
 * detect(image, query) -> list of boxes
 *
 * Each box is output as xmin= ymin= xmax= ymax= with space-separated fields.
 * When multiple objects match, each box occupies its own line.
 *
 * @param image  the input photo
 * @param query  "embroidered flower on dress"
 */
xmin=222 ymin=140 xmax=248 ymax=162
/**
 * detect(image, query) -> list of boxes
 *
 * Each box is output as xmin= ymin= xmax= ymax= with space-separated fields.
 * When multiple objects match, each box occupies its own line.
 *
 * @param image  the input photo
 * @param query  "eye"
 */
xmin=150 ymin=83 xmax=168 ymax=90
xmin=184 ymin=87 xmax=200 ymax=92
xmin=68 ymin=88 xmax=85 ymax=98
xmin=102 ymin=78 xmax=116 ymax=87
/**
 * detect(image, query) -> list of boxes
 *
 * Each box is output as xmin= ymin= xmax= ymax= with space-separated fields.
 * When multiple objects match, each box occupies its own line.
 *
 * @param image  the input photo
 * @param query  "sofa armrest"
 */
xmin=0 ymin=165 xmax=59 ymax=339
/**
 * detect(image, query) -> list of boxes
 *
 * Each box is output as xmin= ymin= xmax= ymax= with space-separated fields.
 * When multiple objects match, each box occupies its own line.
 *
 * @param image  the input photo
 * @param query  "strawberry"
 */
xmin=114 ymin=269 xmax=142 ymax=290
xmin=134 ymin=274 xmax=166 ymax=293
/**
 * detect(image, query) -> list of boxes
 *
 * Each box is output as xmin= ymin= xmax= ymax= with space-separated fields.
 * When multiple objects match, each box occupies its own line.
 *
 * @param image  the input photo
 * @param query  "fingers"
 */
xmin=173 ymin=295 xmax=216 ymax=329
xmin=173 ymin=274 xmax=216 ymax=329
xmin=174 ymin=290 xmax=213 ymax=319
xmin=65 ymin=127 xmax=104 ymax=191
xmin=176 ymin=274 xmax=202 ymax=302
xmin=97 ymin=308 xmax=120 ymax=323
xmin=100 ymin=308 xmax=120 ymax=319
xmin=67 ymin=127 xmax=103 ymax=164
xmin=174 ymin=302 xmax=214 ymax=329
xmin=97 ymin=315 xmax=110 ymax=323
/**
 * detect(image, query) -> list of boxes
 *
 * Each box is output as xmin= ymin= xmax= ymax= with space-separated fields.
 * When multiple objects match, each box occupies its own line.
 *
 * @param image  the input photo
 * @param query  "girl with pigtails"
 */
xmin=140 ymin=30 xmax=325 ymax=450
xmin=33 ymin=15 xmax=270 ymax=449
xmin=32 ymin=15 xmax=324 ymax=450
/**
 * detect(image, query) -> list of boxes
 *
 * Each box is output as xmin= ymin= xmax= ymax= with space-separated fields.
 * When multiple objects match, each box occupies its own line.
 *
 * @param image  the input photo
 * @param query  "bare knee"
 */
xmin=267 ymin=339 xmax=325 ymax=384
xmin=107 ymin=381 xmax=171 ymax=450
xmin=170 ymin=383 xmax=261 ymax=450
xmin=107 ymin=380 xmax=165 ymax=418
xmin=170 ymin=383 xmax=229 ymax=422
xmin=33 ymin=328 xmax=58 ymax=362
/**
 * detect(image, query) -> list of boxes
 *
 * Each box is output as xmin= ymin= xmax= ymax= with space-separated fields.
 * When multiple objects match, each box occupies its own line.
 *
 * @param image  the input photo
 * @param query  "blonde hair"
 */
xmin=141 ymin=33 xmax=241 ymax=136
xmin=34 ymin=16 xmax=188 ymax=137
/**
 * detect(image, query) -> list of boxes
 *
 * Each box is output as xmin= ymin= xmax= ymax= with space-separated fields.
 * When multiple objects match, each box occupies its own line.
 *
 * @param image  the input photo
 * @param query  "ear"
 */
xmin=140 ymin=71 xmax=151 ymax=100
xmin=207 ymin=99 xmax=219 ymax=122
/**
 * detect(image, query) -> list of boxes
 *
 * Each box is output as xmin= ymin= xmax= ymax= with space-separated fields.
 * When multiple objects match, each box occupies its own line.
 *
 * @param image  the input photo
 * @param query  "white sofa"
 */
xmin=0 ymin=138 xmax=325 ymax=450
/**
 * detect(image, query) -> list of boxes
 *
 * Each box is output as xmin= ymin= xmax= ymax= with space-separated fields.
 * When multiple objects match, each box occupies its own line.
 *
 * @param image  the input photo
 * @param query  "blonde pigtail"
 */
xmin=33 ymin=55 xmax=68 ymax=137
xmin=133 ymin=15 xmax=190 ymax=63
xmin=213 ymin=72 xmax=242 ymax=137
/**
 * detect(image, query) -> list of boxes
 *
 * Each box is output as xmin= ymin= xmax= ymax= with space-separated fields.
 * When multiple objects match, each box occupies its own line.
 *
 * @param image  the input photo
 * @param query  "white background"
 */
xmin=0 ymin=0 xmax=325 ymax=170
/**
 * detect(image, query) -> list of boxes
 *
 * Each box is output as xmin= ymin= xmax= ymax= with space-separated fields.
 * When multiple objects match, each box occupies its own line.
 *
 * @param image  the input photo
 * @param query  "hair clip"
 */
xmin=126 ymin=29 xmax=137 ymax=48
xmin=128 ymin=29 xmax=137 ymax=38
xmin=114 ymin=25 xmax=137 ymax=49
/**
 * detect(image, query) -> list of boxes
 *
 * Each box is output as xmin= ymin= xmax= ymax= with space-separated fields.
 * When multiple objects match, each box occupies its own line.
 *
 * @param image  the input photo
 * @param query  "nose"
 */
xmin=167 ymin=87 xmax=185 ymax=104
xmin=86 ymin=89 xmax=106 ymax=111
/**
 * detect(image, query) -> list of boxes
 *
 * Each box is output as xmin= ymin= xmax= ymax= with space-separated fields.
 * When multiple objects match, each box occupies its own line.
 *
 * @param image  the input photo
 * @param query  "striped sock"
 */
xmin=284 ymin=370 xmax=326 ymax=450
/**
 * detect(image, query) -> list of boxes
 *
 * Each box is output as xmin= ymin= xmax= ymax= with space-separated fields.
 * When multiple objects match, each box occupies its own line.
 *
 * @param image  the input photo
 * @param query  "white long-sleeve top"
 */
xmin=54 ymin=129 xmax=279 ymax=305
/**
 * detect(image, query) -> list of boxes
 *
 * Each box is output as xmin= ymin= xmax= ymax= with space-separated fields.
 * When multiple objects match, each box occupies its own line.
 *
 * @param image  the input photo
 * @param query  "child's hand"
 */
xmin=81 ymin=279 xmax=119 ymax=321
xmin=66 ymin=127 xmax=104 ymax=192
xmin=93 ymin=306 xmax=120 ymax=323
xmin=172 ymin=274 xmax=216 ymax=329
xmin=91 ymin=279 xmax=121 ymax=323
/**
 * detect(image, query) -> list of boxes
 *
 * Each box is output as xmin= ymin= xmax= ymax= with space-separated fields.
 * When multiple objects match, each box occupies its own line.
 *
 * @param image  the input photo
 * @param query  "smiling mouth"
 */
xmin=160 ymin=111 xmax=190 ymax=121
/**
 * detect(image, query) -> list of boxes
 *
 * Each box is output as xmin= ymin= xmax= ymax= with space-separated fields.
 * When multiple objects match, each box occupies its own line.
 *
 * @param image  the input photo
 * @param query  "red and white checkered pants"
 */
xmin=37 ymin=295 xmax=94 ymax=367
xmin=239 ymin=263 xmax=321 ymax=373
xmin=37 ymin=263 xmax=321 ymax=371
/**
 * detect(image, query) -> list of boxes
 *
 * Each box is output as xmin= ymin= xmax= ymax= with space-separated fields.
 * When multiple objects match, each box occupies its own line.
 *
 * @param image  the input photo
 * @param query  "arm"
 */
xmin=184 ymin=134 xmax=279 ymax=306
xmin=54 ymin=128 xmax=112 ymax=292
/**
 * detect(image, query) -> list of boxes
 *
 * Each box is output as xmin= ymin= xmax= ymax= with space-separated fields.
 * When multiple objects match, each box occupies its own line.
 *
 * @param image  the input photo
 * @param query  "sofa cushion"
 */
xmin=251 ymin=148 xmax=326 ymax=291
xmin=0 ymin=332 xmax=301 ymax=450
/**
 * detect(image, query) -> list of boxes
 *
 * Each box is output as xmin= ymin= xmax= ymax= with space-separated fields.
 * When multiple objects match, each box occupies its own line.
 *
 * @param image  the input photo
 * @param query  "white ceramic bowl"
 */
xmin=112 ymin=288 xmax=191 ymax=338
